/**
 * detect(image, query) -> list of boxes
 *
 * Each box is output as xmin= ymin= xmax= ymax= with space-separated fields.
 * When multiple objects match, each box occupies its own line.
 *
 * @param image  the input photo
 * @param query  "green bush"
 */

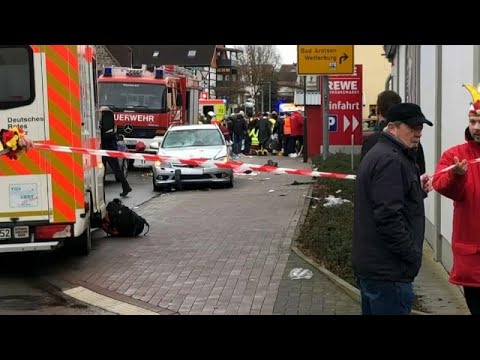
xmin=297 ymin=153 xmax=359 ymax=287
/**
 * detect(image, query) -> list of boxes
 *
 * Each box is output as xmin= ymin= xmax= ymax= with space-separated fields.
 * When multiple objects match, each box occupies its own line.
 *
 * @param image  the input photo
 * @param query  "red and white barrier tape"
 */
xmin=28 ymin=143 xmax=357 ymax=180
xmin=431 ymin=158 xmax=480 ymax=177
xmin=4 ymin=143 xmax=480 ymax=181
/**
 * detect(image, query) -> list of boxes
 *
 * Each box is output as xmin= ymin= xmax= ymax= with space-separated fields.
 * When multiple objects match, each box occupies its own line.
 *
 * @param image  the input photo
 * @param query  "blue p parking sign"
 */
xmin=329 ymin=115 xmax=338 ymax=132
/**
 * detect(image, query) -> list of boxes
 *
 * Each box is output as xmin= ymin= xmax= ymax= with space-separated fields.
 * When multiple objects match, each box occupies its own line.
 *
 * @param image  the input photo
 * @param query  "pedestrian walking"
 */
xmin=99 ymin=107 xmax=132 ymax=197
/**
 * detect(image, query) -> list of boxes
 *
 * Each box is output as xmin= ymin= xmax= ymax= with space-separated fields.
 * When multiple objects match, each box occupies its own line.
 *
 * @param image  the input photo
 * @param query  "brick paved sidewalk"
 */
xmin=47 ymin=154 xmax=468 ymax=315
xmin=273 ymin=251 xmax=360 ymax=315
xmin=50 ymin=156 xmax=316 ymax=314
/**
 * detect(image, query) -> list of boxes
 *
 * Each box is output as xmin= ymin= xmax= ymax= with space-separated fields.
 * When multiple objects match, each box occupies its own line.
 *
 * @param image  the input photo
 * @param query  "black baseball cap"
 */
xmin=386 ymin=103 xmax=433 ymax=127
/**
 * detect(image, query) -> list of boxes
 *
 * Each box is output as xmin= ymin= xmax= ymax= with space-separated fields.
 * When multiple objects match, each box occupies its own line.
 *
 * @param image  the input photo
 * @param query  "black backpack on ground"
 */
xmin=101 ymin=198 xmax=150 ymax=237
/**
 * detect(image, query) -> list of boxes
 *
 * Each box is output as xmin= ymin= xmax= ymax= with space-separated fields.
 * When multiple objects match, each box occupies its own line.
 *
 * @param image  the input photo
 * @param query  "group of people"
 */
xmin=198 ymin=109 xmax=305 ymax=159
xmin=353 ymin=88 xmax=480 ymax=315
xmin=203 ymin=110 xmax=304 ymax=159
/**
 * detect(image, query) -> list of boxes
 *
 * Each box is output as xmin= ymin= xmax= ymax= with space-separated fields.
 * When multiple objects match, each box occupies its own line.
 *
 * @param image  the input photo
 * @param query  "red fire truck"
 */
xmin=97 ymin=64 xmax=200 ymax=166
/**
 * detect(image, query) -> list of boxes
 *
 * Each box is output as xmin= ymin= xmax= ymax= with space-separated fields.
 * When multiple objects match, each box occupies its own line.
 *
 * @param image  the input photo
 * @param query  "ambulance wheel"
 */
xmin=66 ymin=221 xmax=91 ymax=256
xmin=73 ymin=221 xmax=92 ymax=256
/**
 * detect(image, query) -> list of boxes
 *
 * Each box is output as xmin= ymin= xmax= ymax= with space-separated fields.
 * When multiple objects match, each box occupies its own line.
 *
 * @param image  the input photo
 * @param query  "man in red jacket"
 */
xmin=216 ymin=120 xmax=231 ymax=142
xmin=290 ymin=111 xmax=304 ymax=156
xmin=432 ymin=84 xmax=480 ymax=315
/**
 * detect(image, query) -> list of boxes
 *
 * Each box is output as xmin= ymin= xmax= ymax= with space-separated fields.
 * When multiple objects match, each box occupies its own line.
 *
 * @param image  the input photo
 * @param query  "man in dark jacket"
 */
xmin=352 ymin=103 xmax=433 ymax=315
xmin=272 ymin=112 xmax=284 ymax=151
xmin=361 ymin=90 xmax=426 ymax=174
xmin=100 ymin=107 xmax=132 ymax=197
xmin=230 ymin=113 xmax=247 ymax=158
xmin=257 ymin=113 xmax=272 ymax=153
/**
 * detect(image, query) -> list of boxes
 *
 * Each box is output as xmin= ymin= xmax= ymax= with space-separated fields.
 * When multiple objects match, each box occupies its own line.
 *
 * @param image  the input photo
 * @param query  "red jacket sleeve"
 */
xmin=432 ymin=148 xmax=468 ymax=202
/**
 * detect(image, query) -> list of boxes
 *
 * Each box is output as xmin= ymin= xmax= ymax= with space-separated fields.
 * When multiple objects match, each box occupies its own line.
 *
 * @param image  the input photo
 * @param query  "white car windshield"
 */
xmin=162 ymin=129 xmax=225 ymax=148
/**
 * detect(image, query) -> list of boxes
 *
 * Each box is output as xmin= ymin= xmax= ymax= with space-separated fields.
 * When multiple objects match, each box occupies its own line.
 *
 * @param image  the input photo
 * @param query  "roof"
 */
xmin=280 ymin=64 xmax=297 ymax=72
xmin=278 ymin=64 xmax=297 ymax=82
xmin=216 ymin=46 xmax=243 ymax=53
xmin=104 ymin=45 xmax=133 ymax=67
xmin=129 ymin=45 xmax=217 ymax=67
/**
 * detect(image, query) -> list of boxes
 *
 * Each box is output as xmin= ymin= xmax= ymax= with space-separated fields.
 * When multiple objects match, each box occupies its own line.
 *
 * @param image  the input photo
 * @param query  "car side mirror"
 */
xmin=150 ymin=142 xmax=159 ymax=150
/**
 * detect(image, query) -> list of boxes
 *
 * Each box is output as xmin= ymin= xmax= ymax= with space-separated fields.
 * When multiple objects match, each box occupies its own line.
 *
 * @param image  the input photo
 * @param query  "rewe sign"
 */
xmin=327 ymin=64 xmax=363 ymax=145
xmin=329 ymin=80 xmax=358 ymax=91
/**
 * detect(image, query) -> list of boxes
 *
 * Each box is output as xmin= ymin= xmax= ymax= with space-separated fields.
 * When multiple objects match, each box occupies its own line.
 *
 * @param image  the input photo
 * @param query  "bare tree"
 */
xmin=236 ymin=45 xmax=281 ymax=100
xmin=214 ymin=75 xmax=246 ymax=112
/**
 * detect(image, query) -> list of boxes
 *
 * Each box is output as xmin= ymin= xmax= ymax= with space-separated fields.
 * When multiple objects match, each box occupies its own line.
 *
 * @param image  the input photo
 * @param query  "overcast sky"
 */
xmin=276 ymin=45 xmax=297 ymax=64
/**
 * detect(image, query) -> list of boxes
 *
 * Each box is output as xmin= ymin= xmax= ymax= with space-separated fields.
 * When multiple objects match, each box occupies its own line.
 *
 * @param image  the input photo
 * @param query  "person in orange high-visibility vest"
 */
xmin=283 ymin=113 xmax=293 ymax=156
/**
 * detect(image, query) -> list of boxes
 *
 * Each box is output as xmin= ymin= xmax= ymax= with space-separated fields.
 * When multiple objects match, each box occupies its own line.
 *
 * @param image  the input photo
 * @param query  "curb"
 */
xmin=291 ymin=243 xmax=360 ymax=302
xmin=63 ymin=286 xmax=159 ymax=315
xmin=42 ymin=276 xmax=178 ymax=315
xmin=291 ymin=243 xmax=428 ymax=316
xmin=292 ymin=163 xmax=429 ymax=316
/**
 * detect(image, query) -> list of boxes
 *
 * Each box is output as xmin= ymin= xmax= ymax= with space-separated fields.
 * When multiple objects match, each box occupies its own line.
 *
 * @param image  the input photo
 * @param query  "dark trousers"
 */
xmin=278 ymin=134 xmax=284 ymax=152
xmin=283 ymin=135 xmax=293 ymax=156
xmin=295 ymin=136 xmax=304 ymax=153
xmin=259 ymin=137 xmax=269 ymax=151
xmin=103 ymin=157 xmax=131 ymax=193
xmin=243 ymin=134 xmax=252 ymax=154
xmin=357 ymin=277 xmax=415 ymax=315
xmin=464 ymin=287 xmax=480 ymax=315
xmin=232 ymin=134 xmax=243 ymax=156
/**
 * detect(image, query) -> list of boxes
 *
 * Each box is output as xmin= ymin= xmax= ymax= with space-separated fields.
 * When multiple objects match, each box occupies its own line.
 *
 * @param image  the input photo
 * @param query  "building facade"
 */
xmin=354 ymin=45 xmax=392 ymax=119
xmin=387 ymin=45 xmax=480 ymax=274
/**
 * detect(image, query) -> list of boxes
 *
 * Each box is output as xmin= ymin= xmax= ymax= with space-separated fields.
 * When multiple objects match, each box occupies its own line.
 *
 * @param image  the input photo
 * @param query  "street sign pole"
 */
xmin=268 ymin=82 xmax=272 ymax=113
xmin=322 ymin=75 xmax=330 ymax=160
xmin=303 ymin=76 xmax=308 ymax=163
xmin=261 ymin=90 xmax=264 ymax=113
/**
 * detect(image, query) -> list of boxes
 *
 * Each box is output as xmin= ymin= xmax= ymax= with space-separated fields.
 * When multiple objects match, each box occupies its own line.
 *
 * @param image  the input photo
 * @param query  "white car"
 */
xmin=151 ymin=124 xmax=234 ymax=191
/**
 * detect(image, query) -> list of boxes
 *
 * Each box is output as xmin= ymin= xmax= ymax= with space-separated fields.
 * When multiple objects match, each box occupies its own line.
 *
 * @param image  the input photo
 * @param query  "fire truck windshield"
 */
xmin=98 ymin=82 xmax=166 ymax=112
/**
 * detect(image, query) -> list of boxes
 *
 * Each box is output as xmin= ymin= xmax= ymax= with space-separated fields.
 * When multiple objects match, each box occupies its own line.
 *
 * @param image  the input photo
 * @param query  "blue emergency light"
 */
xmin=155 ymin=68 xmax=164 ymax=79
xmin=103 ymin=66 xmax=113 ymax=77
